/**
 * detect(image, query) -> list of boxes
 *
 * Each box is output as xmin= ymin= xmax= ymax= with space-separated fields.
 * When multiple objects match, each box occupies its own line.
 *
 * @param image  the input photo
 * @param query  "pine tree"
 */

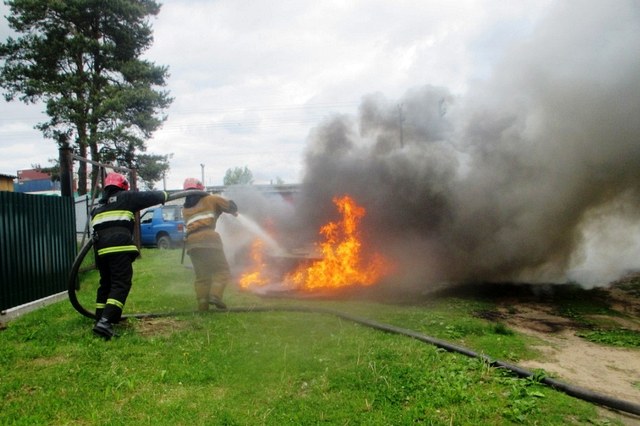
xmin=0 ymin=0 xmax=172 ymax=194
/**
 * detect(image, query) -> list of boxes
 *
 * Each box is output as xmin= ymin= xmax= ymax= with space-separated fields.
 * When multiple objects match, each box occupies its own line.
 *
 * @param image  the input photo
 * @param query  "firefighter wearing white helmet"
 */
xmin=90 ymin=172 xmax=168 ymax=339
xmin=182 ymin=177 xmax=238 ymax=311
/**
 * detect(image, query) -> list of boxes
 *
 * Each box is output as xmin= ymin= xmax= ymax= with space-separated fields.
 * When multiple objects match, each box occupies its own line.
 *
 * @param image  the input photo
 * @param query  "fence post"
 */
xmin=130 ymin=169 xmax=142 ymax=249
xmin=59 ymin=147 xmax=74 ymax=197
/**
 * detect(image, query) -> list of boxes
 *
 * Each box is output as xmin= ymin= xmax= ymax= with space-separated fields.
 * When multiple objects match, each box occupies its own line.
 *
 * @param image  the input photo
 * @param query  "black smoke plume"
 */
xmin=288 ymin=0 xmax=640 ymax=289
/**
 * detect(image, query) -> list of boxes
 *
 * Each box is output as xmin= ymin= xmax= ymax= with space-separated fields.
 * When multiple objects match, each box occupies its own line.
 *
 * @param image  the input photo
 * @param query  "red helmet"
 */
xmin=183 ymin=177 xmax=204 ymax=190
xmin=104 ymin=173 xmax=129 ymax=191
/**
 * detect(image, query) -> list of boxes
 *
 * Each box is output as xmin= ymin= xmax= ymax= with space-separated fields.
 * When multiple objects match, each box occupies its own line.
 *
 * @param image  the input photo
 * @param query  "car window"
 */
xmin=162 ymin=207 xmax=177 ymax=221
xmin=140 ymin=210 xmax=153 ymax=224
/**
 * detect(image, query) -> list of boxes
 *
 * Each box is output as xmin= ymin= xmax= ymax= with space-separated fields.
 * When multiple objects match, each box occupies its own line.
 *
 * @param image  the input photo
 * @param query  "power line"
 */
xmin=0 ymin=100 xmax=360 ymax=122
xmin=168 ymin=101 xmax=359 ymax=115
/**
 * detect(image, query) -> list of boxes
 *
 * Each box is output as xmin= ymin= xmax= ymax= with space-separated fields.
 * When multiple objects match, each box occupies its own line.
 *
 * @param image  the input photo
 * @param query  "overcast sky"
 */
xmin=1 ymin=0 xmax=553 ymax=189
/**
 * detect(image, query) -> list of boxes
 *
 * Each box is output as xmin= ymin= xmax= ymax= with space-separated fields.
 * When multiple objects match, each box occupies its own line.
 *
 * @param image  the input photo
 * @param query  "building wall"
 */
xmin=14 ymin=179 xmax=60 ymax=193
xmin=0 ymin=175 xmax=16 ymax=192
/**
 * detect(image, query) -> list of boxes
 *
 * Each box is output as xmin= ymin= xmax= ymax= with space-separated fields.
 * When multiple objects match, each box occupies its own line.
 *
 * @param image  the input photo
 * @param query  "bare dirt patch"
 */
xmin=130 ymin=317 xmax=190 ymax=338
xmin=478 ymin=277 xmax=640 ymax=424
xmin=431 ymin=274 xmax=640 ymax=423
xmin=505 ymin=306 xmax=640 ymax=402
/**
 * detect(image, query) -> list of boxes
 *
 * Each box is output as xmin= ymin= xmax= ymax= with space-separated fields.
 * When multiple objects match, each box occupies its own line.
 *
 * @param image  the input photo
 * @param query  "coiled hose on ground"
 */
xmin=69 ymin=190 xmax=640 ymax=417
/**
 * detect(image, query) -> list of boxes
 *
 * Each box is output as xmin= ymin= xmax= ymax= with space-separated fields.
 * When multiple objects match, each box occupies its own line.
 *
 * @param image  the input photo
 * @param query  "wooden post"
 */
xmin=59 ymin=147 xmax=74 ymax=197
xmin=130 ymin=169 xmax=142 ymax=250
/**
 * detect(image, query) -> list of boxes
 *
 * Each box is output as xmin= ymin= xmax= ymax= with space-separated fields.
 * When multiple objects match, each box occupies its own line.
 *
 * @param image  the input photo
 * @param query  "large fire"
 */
xmin=239 ymin=195 xmax=392 ymax=293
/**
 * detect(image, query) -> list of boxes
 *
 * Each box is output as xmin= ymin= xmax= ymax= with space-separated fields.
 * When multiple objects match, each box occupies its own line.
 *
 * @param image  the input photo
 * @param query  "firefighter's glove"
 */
xmin=228 ymin=200 xmax=239 ymax=217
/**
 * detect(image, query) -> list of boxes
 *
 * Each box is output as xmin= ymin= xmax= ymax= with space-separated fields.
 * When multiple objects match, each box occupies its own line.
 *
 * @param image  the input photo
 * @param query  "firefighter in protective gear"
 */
xmin=91 ymin=172 xmax=168 ymax=339
xmin=182 ymin=177 xmax=238 ymax=311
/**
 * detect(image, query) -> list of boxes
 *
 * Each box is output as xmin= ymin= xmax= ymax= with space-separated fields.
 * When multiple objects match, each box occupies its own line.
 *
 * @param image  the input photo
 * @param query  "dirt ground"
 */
xmin=479 ymin=278 xmax=640 ymax=424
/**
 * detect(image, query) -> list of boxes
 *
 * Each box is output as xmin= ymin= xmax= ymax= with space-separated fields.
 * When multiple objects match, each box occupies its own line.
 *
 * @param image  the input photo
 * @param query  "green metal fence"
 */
xmin=0 ymin=192 xmax=77 ymax=311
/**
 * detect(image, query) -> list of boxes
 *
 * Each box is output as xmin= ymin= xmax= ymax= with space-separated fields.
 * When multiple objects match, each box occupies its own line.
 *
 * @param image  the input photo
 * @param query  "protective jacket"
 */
xmin=91 ymin=189 xmax=168 ymax=256
xmin=183 ymin=194 xmax=237 ymax=251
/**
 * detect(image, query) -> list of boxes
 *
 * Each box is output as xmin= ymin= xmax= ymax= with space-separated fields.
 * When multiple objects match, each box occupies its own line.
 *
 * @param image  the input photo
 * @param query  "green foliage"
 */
xmin=223 ymin=166 xmax=254 ymax=185
xmin=576 ymin=329 xmax=640 ymax=348
xmin=0 ymin=0 xmax=172 ymax=193
xmin=499 ymin=375 xmax=547 ymax=423
xmin=0 ymin=250 xmax=620 ymax=424
xmin=135 ymin=153 xmax=172 ymax=189
xmin=493 ymin=321 xmax=514 ymax=335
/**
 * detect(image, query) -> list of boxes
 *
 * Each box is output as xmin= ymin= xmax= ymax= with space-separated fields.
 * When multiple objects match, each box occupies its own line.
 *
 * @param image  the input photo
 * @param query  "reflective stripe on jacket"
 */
xmin=91 ymin=190 xmax=168 ymax=256
xmin=183 ymin=194 xmax=235 ymax=250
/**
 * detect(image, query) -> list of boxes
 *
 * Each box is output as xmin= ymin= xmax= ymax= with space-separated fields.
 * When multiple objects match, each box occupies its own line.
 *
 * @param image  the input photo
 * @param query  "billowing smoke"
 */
xmin=285 ymin=0 xmax=640 ymax=289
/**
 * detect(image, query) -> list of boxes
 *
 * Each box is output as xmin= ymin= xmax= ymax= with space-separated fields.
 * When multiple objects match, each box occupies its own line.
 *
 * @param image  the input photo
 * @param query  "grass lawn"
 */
xmin=0 ymin=249 xmax=628 ymax=425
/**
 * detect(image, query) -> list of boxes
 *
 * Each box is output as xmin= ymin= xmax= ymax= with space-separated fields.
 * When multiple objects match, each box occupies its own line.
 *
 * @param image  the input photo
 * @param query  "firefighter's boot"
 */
xmin=209 ymin=283 xmax=227 ymax=309
xmin=93 ymin=317 xmax=114 ymax=340
xmin=209 ymin=295 xmax=227 ymax=310
xmin=197 ymin=298 xmax=209 ymax=312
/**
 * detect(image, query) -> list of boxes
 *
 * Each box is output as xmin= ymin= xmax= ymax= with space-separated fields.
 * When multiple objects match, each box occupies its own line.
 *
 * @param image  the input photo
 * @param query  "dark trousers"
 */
xmin=95 ymin=251 xmax=134 ymax=323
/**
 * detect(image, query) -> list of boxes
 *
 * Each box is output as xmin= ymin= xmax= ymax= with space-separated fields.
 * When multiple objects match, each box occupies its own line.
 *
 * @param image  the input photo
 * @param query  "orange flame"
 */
xmin=238 ymin=239 xmax=270 ymax=289
xmin=284 ymin=195 xmax=390 ymax=291
xmin=238 ymin=195 xmax=391 ymax=293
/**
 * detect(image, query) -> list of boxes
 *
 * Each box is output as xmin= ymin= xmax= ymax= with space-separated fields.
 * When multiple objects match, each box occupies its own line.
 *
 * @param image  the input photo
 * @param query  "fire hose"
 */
xmin=67 ymin=192 xmax=640 ymax=418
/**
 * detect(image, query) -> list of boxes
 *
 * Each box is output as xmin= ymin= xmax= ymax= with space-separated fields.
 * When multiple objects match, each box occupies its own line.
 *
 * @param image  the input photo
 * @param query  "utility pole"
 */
xmin=397 ymin=104 xmax=405 ymax=148
xmin=200 ymin=163 xmax=205 ymax=186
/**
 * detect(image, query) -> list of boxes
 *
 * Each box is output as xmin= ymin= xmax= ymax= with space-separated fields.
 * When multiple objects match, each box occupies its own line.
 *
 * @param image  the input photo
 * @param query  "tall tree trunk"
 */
xmin=90 ymin=141 xmax=100 ymax=194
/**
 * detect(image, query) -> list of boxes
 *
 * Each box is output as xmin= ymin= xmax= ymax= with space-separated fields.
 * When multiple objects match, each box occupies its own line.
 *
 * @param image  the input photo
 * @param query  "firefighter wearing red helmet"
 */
xmin=90 ymin=172 xmax=168 ymax=339
xmin=182 ymin=177 xmax=238 ymax=311
xmin=183 ymin=177 xmax=204 ymax=191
